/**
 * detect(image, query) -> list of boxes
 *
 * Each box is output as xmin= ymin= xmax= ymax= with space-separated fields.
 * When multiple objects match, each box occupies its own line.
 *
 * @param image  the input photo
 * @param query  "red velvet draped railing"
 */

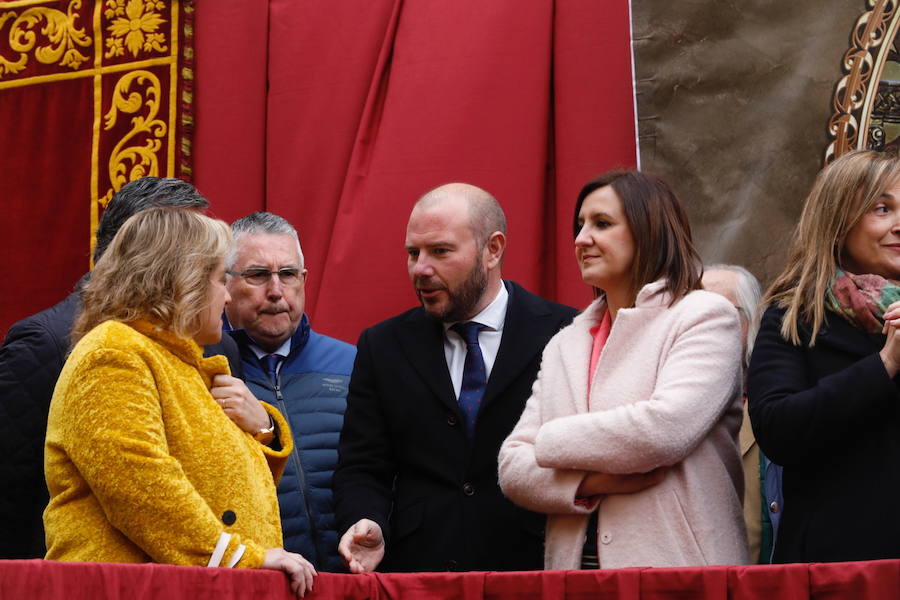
xmin=3 ymin=559 xmax=900 ymax=599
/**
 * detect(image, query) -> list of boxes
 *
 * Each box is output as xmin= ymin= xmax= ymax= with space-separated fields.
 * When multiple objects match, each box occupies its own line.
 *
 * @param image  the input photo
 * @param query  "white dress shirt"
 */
xmin=443 ymin=282 xmax=509 ymax=399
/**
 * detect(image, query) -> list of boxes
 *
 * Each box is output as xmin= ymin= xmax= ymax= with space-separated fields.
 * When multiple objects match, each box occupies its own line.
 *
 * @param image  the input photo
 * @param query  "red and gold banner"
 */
xmin=0 ymin=0 xmax=193 ymax=338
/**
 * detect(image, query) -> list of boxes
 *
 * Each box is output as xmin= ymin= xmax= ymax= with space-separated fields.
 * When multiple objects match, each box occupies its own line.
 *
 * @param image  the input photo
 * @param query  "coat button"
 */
xmin=462 ymin=483 xmax=475 ymax=496
xmin=447 ymin=559 xmax=459 ymax=571
xmin=447 ymin=414 xmax=458 ymax=426
xmin=600 ymin=532 xmax=612 ymax=545
xmin=222 ymin=510 xmax=237 ymax=525
xmin=769 ymin=501 xmax=779 ymax=514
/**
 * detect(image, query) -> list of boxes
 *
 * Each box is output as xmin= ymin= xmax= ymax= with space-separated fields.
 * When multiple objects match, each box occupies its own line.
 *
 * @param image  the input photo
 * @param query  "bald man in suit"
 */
xmin=334 ymin=183 xmax=577 ymax=572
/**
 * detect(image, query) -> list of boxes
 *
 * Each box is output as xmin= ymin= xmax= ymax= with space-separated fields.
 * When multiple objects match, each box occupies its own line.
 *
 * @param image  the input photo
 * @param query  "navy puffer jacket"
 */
xmin=227 ymin=316 xmax=355 ymax=572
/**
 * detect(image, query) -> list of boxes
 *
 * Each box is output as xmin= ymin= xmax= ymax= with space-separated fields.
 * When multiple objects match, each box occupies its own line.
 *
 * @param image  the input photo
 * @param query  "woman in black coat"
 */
xmin=749 ymin=150 xmax=900 ymax=563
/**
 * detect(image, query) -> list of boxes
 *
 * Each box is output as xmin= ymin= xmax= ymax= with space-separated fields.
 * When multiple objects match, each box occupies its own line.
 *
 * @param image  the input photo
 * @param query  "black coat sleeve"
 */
xmin=747 ymin=306 xmax=898 ymax=466
xmin=332 ymin=327 xmax=397 ymax=542
xmin=0 ymin=315 xmax=70 ymax=558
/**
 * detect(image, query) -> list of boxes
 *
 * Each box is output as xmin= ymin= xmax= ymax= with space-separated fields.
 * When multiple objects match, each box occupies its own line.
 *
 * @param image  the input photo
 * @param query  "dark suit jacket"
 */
xmin=334 ymin=281 xmax=577 ymax=572
xmin=0 ymin=291 xmax=242 ymax=559
xmin=748 ymin=305 xmax=900 ymax=564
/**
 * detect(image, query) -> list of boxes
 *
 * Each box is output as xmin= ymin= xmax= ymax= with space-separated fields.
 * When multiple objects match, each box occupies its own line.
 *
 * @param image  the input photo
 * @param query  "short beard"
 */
xmin=429 ymin=257 xmax=488 ymax=323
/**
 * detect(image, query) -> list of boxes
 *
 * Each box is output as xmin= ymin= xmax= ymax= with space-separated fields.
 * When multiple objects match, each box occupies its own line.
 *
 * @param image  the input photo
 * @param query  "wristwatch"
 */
xmin=253 ymin=415 xmax=276 ymax=443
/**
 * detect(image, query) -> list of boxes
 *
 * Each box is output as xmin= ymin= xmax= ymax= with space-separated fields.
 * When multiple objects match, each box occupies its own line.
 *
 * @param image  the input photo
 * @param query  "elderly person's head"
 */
xmin=74 ymin=207 xmax=232 ymax=345
xmin=225 ymin=212 xmax=306 ymax=352
xmin=703 ymin=265 xmax=762 ymax=368
xmin=766 ymin=150 xmax=900 ymax=344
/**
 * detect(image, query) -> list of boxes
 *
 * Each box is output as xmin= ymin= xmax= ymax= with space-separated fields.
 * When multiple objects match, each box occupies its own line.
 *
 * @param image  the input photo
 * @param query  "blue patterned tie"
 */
xmin=451 ymin=322 xmax=488 ymax=438
xmin=261 ymin=354 xmax=283 ymax=383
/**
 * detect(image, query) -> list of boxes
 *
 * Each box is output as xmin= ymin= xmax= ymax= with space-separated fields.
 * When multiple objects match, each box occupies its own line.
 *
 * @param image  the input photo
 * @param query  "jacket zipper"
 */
xmin=273 ymin=372 xmax=320 ymax=565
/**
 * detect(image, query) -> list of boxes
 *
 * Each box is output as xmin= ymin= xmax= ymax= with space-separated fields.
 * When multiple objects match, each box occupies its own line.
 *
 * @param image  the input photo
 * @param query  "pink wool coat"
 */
xmin=498 ymin=281 xmax=748 ymax=569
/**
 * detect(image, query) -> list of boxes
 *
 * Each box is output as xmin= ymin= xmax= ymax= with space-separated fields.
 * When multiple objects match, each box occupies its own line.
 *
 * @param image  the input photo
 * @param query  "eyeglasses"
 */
xmin=227 ymin=267 xmax=304 ymax=286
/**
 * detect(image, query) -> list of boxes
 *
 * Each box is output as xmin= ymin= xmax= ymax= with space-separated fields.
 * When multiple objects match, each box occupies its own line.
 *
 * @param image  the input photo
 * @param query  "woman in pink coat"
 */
xmin=498 ymin=171 xmax=748 ymax=569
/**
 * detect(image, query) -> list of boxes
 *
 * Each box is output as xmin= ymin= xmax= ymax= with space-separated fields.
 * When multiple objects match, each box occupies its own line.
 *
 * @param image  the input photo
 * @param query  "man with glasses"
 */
xmin=224 ymin=211 xmax=355 ymax=572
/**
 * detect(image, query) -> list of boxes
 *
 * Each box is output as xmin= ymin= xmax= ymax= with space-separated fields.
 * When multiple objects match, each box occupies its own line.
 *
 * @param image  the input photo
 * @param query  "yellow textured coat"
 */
xmin=44 ymin=319 xmax=293 ymax=568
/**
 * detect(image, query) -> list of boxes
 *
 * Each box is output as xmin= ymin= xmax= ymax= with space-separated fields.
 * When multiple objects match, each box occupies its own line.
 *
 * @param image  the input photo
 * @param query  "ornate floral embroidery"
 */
xmin=0 ymin=0 xmax=91 ymax=78
xmin=101 ymin=69 xmax=167 ymax=204
xmin=104 ymin=0 xmax=166 ymax=58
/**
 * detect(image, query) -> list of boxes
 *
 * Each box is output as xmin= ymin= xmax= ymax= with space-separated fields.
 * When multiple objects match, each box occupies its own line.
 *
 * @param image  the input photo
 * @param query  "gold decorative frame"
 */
xmin=826 ymin=0 xmax=900 ymax=163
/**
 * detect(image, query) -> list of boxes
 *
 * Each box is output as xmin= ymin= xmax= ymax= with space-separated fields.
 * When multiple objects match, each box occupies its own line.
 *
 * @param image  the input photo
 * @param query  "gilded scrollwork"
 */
xmin=0 ymin=0 xmax=91 ymax=78
xmin=101 ymin=69 xmax=167 ymax=206
xmin=104 ymin=0 xmax=166 ymax=59
xmin=826 ymin=0 xmax=899 ymax=163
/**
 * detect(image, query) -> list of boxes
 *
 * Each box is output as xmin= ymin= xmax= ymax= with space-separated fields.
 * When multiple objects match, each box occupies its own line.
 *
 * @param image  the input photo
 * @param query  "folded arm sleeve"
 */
xmin=498 ymin=347 xmax=598 ymax=515
xmin=57 ymin=348 xmax=265 ymax=568
xmin=534 ymin=304 xmax=742 ymax=474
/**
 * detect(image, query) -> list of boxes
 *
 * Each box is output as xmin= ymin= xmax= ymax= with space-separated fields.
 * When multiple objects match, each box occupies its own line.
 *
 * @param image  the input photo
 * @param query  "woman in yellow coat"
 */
xmin=44 ymin=208 xmax=315 ymax=596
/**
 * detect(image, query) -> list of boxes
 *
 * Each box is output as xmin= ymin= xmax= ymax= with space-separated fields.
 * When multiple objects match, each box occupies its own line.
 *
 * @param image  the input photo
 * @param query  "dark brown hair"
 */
xmin=573 ymin=170 xmax=702 ymax=305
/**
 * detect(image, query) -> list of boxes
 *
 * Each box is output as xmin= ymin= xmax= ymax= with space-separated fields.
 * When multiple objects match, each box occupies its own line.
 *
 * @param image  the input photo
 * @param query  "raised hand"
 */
xmin=211 ymin=374 xmax=270 ymax=434
xmin=881 ymin=301 xmax=900 ymax=377
xmin=338 ymin=518 xmax=385 ymax=573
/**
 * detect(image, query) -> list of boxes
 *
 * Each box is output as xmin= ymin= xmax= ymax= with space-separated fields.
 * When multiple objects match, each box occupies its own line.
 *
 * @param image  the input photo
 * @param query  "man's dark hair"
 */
xmin=94 ymin=177 xmax=208 ymax=262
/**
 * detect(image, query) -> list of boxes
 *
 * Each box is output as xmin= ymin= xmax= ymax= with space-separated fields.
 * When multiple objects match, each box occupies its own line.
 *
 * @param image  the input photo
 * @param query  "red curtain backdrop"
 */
xmin=0 ymin=0 xmax=194 ymax=339
xmin=194 ymin=1 xmax=637 ymax=344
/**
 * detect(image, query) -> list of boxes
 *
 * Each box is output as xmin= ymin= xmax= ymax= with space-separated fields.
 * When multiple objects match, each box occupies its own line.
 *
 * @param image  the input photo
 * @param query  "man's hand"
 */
xmin=261 ymin=548 xmax=317 ymax=598
xmin=576 ymin=466 xmax=668 ymax=497
xmin=338 ymin=519 xmax=385 ymax=573
xmin=211 ymin=374 xmax=270 ymax=434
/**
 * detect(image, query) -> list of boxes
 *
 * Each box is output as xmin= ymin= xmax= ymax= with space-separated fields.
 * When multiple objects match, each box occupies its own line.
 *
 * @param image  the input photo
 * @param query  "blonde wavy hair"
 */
xmin=73 ymin=207 xmax=232 ymax=344
xmin=765 ymin=150 xmax=900 ymax=345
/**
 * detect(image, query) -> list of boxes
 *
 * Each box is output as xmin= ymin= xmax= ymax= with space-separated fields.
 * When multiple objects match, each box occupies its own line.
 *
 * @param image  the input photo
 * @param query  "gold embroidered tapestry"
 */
xmin=0 ymin=0 xmax=193 ymax=337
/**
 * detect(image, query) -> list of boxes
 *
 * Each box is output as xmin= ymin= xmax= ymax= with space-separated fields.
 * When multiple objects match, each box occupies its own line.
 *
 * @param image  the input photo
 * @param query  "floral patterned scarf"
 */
xmin=825 ymin=269 xmax=900 ymax=333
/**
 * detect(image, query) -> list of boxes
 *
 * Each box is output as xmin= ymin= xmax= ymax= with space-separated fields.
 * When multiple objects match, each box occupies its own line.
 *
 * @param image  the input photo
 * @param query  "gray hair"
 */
xmin=417 ymin=182 xmax=507 ymax=248
xmin=95 ymin=177 xmax=208 ymax=263
xmin=707 ymin=263 xmax=762 ymax=366
xmin=229 ymin=211 xmax=304 ymax=269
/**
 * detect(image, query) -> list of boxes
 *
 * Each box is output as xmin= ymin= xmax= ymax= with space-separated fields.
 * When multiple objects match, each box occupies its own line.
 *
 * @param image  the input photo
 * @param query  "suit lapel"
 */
xmin=397 ymin=309 xmax=461 ymax=416
xmin=482 ymin=282 xmax=551 ymax=410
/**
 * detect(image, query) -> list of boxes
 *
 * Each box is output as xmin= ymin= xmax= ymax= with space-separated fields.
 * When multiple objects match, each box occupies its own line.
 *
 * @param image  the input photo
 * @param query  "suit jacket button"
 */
xmin=447 ymin=559 xmax=459 ymax=571
xmin=462 ymin=483 xmax=475 ymax=496
xmin=222 ymin=510 xmax=237 ymax=525
xmin=769 ymin=501 xmax=779 ymax=514
xmin=447 ymin=414 xmax=458 ymax=426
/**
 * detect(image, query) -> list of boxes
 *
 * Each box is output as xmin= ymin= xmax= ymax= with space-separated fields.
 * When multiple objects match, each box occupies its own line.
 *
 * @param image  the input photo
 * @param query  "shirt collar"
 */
xmin=444 ymin=281 xmax=509 ymax=333
xmin=223 ymin=313 xmax=310 ymax=360
xmin=249 ymin=336 xmax=292 ymax=361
